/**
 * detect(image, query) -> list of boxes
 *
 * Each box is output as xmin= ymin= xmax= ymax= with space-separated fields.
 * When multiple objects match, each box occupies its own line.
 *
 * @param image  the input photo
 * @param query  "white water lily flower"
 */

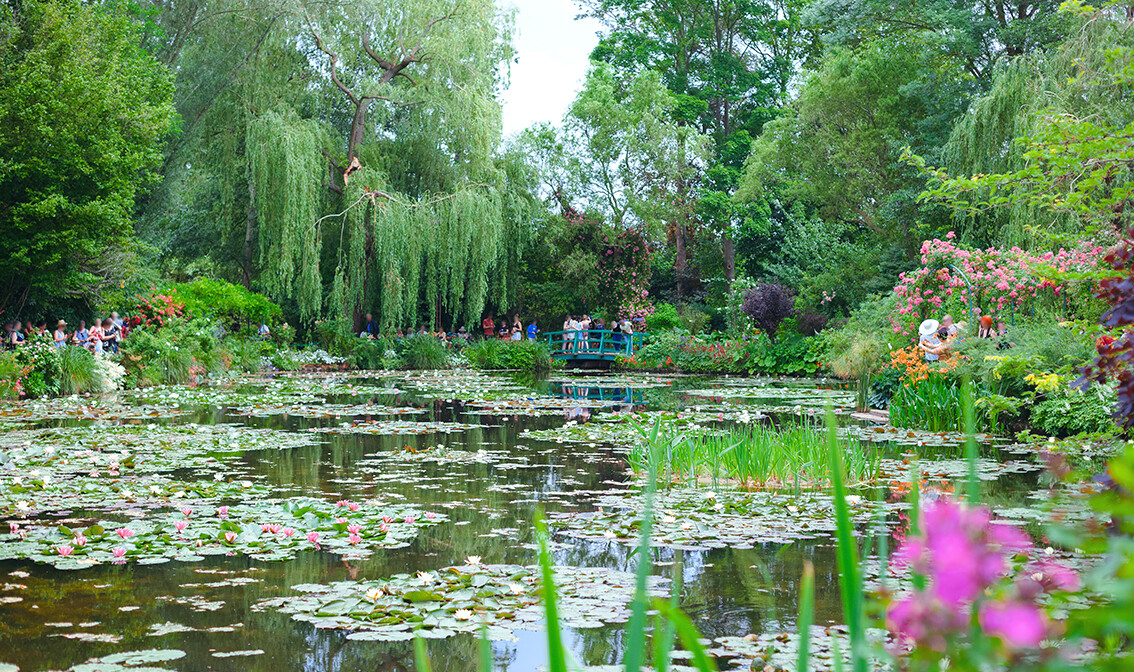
xmin=680 ymin=522 xmax=692 ymax=531
xmin=844 ymin=495 xmax=863 ymax=506
xmin=603 ymin=530 xmax=617 ymax=539
xmin=365 ymin=587 xmax=383 ymax=601
xmin=173 ymin=491 xmax=185 ymax=498
xmin=15 ymin=501 xmax=29 ymax=511
xmin=662 ymin=515 xmax=677 ymax=524
xmin=214 ymin=474 xmax=223 ymax=481
xmin=41 ymin=474 xmax=51 ymax=485
xmin=454 ymin=609 xmax=473 ymax=620
xmin=466 ymin=555 xmax=482 ymax=566
xmin=508 ymin=583 xmax=525 ymax=595
xmin=240 ymin=481 xmax=253 ymax=489
xmin=120 ymin=490 xmax=133 ymax=499
xmin=704 ymin=491 xmax=716 ymax=501
xmin=150 ymin=485 xmax=161 ymax=494
xmin=416 ymin=571 xmax=435 ymax=585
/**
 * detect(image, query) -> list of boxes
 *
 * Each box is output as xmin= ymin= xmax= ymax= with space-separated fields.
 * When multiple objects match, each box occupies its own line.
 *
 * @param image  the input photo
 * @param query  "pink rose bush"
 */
xmin=891 ymin=236 xmax=1103 ymax=337
xmin=886 ymin=498 xmax=1080 ymax=662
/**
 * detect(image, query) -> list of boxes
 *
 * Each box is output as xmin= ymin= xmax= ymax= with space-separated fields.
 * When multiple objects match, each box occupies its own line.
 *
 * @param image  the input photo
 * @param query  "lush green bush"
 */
xmin=351 ymin=338 xmax=401 ymax=370
xmin=13 ymin=339 xmax=61 ymax=398
xmin=0 ymin=351 xmax=27 ymax=399
xmin=397 ymin=334 xmax=448 ymax=370
xmin=646 ymin=303 xmax=681 ymax=332
xmin=619 ymin=330 xmax=823 ymax=375
xmin=314 ymin=318 xmax=354 ymax=355
xmin=889 ymin=376 xmax=972 ymax=432
xmin=745 ymin=334 xmax=824 ymax=376
xmin=464 ymin=338 xmax=554 ymax=371
xmin=1030 ymin=383 xmax=1117 ymax=437
xmin=225 ymin=339 xmax=264 ymax=374
xmin=166 ymin=278 xmax=281 ymax=328
xmin=57 ymin=346 xmax=121 ymax=395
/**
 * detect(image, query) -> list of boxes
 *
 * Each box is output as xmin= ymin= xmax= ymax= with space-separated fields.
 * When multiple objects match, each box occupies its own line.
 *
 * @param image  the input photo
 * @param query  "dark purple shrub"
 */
xmin=796 ymin=309 xmax=830 ymax=336
xmin=1077 ymin=227 xmax=1134 ymax=426
xmin=741 ymin=283 xmax=795 ymax=342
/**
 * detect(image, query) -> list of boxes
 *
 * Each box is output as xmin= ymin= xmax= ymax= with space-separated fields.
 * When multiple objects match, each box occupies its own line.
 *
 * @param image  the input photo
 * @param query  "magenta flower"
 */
xmin=424 ymin=512 xmax=435 ymax=520
xmin=979 ymin=600 xmax=1046 ymax=648
xmin=348 ymin=502 xmax=360 ymax=512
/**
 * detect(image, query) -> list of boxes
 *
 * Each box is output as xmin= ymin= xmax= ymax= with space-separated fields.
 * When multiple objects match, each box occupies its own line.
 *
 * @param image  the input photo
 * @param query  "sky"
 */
xmin=499 ymin=0 xmax=604 ymax=137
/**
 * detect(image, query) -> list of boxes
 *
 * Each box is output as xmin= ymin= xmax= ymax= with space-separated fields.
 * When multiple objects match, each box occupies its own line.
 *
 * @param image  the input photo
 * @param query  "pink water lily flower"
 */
xmin=216 ymin=506 xmax=229 ymax=518
xmin=424 ymin=512 xmax=435 ymax=520
xmin=306 ymin=531 xmax=320 ymax=543
xmin=260 ymin=524 xmax=273 ymax=533
xmin=379 ymin=523 xmax=389 ymax=533
xmin=224 ymin=531 xmax=237 ymax=543
xmin=282 ymin=527 xmax=295 ymax=538
xmin=382 ymin=516 xmax=393 ymax=524
xmin=267 ymin=524 xmax=282 ymax=534
xmin=335 ymin=500 xmax=350 ymax=508
xmin=73 ymin=534 xmax=87 ymax=547
xmin=348 ymin=534 xmax=362 ymax=544
xmin=181 ymin=507 xmax=193 ymax=517
xmin=336 ymin=517 xmax=348 ymax=524
xmin=347 ymin=525 xmax=361 ymax=534
xmin=174 ymin=521 xmax=188 ymax=533
xmin=347 ymin=502 xmax=360 ymax=512
xmin=115 ymin=528 xmax=135 ymax=540
xmin=55 ymin=545 xmax=73 ymax=557
xmin=8 ymin=522 xmax=19 ymax=534
xmin=404 ymin=516 xmax=416 ymax=524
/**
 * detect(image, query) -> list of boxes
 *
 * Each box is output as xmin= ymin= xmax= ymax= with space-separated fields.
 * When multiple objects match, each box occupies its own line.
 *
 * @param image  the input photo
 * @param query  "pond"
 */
xmin=0 ymin=370 xmax=1054 ymax=671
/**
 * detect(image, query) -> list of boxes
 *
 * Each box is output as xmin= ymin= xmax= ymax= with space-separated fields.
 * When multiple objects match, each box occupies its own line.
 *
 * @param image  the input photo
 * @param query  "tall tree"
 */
xmin=0 ymin=0 xmax=176 ymax=311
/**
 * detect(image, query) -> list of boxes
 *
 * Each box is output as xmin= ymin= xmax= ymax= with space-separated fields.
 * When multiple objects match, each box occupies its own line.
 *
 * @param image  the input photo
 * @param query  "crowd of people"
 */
xmin=918 ymin=312 xmax=1013 ymax=362
xmin=558 ymin=314 xmax=639 ymax=353
xmin=4 ymin=312 xmax=126 ymax=355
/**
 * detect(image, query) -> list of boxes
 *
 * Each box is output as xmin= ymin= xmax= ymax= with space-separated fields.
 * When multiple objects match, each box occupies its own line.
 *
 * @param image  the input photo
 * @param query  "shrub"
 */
xmin=314 ymin=318 xmax=354 ymax=356
xmin=1030 ymin=383 xmax=1117 ymax=437
xmin=465 ymin=338 xmax=507 ymax=369
xmin=646 ymin=303 xmax=681 ymax=332
xmin=125 ymin=292 xmax=186 ymax=331
xmin=0 ymin=352 xmax=29 ymax=399
xmin=58 ymin=346 xmax=104 ymax=395
xmin=795 ymin=309 xmax=829 ymax=336
xmin=464 ymin=339 xmax=555 ymax=371
xmin=397 ymin=334 xmax=448 ymax=370
xmin=225 ymin=339 xmax=264 ymax=374
xmin=351 ymin=338 xmax=399 ymax=370
xmin=741 ymin=283 xmax=795 ymax=342
xmin=166 ymin=278 xmax=281 ymax=329
xmin=13 ymin=339 xmax=61 ymax=398
xmin=678 ymin=305 xmax=710 ymax=334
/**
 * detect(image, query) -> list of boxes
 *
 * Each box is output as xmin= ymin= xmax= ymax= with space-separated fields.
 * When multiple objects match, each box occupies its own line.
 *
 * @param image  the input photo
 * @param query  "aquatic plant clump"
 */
xmin=1 ymin=498 xmax=446 ymax=570
xmin=257 ymin=562 xmax=668 ymax=642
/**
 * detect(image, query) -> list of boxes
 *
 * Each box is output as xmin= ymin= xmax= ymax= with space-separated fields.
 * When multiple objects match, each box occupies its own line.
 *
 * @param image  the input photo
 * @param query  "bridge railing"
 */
xmin=543 ymin=330 xmax=647 ymax=358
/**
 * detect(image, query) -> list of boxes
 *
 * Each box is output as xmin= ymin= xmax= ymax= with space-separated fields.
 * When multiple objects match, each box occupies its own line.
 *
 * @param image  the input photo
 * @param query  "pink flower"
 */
xmin=112 ymin=547 xmax=126 ymax=558
xmin=72 ymin=534 xmax=86 ymax=547
xmin=115 ymin=528 xmax=135 ymax=540
xmin=382 ymin=516 xmax=393 ymax=524
xmin=404 ymin=516 xmax=416 ymax=524
xmin=7 ymin=522 xmax=18 ymax=534
xmin=348 ymin=534 xmax=362 ymax=544
xmin=181 ymin=507 xmax=192 ymax=517
xmin=224 ymin=531 xmax=237 ymax=543
xmin=55 ymin=545 xmax=74 ymax=557
xmin=348 ymin=502 xmax=360 ymax=512
xmin=946 ymin=231 xmax=955 ymax=239
xmin=174 ymin=521 xmax=188 ymax=533
xmin=336 ymin=517 xmax=348 ymax=524
xmin=306 ymin=531 xmax=320 ymax=543
xmin=282 ymin=527 xmax=295 ymax=538
xmin=335 ymin=500 xmax=349 ymax=508
xmin=424 ymin=512 xmax=436 ymax=520
xmin=347 ymin=525 xmax=361 ymax=534
xmin=217 ymin=506 xmax=229 ymax=518
xmin=979 ymin=600 xmax=1046 ymax=648
xmin=379 ymin=523 xmax=389 ymax=533
xmin=267 ymin=524 xmax=282 ymax=534
xmin=261 ymin=524 xmax=272 ymax=533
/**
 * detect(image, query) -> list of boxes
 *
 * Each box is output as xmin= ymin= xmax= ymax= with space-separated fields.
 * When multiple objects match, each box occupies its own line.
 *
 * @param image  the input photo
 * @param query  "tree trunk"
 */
xmin=722 ymin=232 xmax=735 ymax=287
xmin=348 ymin=99 xmax=371 ymax=161
xmin=674 ymin=218 xmax=687 ymax=301
xmin=243 ymin=174 xmax=257 ymax=290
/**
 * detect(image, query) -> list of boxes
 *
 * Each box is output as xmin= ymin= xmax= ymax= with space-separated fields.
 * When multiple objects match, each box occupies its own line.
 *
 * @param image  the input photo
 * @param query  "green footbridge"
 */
xmin=544 ymin=330 xmax=647 ymax=366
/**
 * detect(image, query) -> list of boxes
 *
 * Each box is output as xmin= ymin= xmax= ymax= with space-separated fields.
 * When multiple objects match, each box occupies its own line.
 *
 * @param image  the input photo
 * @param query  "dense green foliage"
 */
xmin=0 ymin=0 xmax=175 ymax=311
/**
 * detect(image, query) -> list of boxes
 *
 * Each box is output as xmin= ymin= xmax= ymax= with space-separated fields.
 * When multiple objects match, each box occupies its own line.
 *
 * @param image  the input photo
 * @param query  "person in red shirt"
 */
xmin=482 ymin=314 xmax=495 ymax=340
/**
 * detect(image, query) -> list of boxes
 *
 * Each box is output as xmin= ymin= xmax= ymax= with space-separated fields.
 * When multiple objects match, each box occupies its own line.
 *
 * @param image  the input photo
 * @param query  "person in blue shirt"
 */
xmin=526 ymin=320 xmax=537 ymax=340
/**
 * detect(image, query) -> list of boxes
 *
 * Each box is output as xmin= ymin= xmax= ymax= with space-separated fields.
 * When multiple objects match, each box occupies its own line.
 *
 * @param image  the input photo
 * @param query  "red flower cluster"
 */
xmin=126 ymin=293 xmax=186 ymax=330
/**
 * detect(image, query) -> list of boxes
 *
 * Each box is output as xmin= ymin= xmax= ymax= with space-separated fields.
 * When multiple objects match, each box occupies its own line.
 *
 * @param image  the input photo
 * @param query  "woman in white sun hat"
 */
xmin=918 ymin=318 xmax=943 ymax=362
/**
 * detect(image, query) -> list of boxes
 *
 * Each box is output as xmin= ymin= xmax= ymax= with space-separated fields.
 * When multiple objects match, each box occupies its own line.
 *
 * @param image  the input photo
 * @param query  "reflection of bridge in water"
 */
xmin=548 ymin=382 xmax=646 ymax=407
xmin=544 ymin=330 xmax=647 ymax=368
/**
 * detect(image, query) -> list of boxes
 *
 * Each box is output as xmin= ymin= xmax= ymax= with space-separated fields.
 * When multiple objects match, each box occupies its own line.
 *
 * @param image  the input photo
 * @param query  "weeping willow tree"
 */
xmin=939 ymin=8 xmax=1134 ymax=245
xmin=248 ymin=109 xmax=326 ymax=320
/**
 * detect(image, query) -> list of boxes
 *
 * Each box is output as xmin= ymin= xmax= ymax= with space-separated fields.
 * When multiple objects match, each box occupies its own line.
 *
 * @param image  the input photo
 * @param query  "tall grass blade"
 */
xmin=413 ymin=636 xmax=433 ymax=672
xmin=535 ymin=511 xmax=568 ymax=672
xmin=798 ymin=560 xmax=815 ymax=672
xmin=961 ymin=377 xmax=980 ymax=504
xmin=825 ymin=409 xmax=867 ymax=672
xmin=479 ymin=623 xmax=493 ymax=671
xmin=623 ymin=468 xmax=656 ymax=672
xmin=653 ymin=600 xmax=718 ymax=672
xmin=653 ymin=550 xmax=685 ymax=672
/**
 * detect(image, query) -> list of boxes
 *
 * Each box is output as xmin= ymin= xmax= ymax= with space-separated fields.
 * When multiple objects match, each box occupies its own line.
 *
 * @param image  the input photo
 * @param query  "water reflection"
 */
xmin=0 ymin=372 xmax=1044 ymax=671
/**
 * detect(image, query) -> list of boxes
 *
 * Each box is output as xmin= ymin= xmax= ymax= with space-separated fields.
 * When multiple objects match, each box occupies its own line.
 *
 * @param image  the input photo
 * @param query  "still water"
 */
xmin=0 ymin=371 xmax=1040 ymax=671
